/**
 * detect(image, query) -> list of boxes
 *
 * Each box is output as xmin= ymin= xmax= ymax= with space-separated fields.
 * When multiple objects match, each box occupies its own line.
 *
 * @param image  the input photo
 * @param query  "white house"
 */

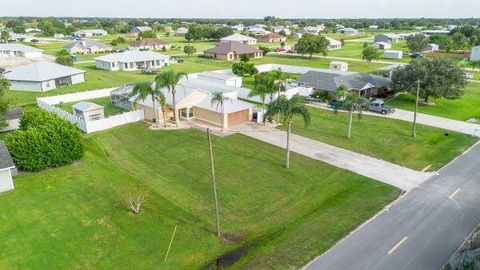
xmin=72 ymin=29 xmax=108 ymax=38
xmin=384 ymin=50 xmax=403 ymax=59
xmin=369 ymin=25 xmax=380 ymax=30
xmin=247 ymin=27 xmax=269 ymax=36
xmin=220 ymin=33 xmax=257 ymax=45
xmin=4 ymin=62 xmax=86 ymax=92
xmin=72 ymin=102 xmax=105 ymax=121
xmin=303 ymin=26 xmax=321 ymax=35
xmin=425 ymin=43 xmax=439 ymax=52
xmin=25 ymin=28 xmax=42 ymax=36
xmin=175 ymin=27 xmax=189 ymax=36
xmin=131 ymin=26 xmax=152 ymax=34
xmin=325 ymin=37 xmax=342 ymax=50
xmin=0 ymin=141 xmax=16 ymax=194
xmin=292 ymin=32 xmax=303 ymax=39
xmin=0 ymin=43 xmax=43 ymax=58
xmin=471 ymin=46 xmax=480 ymax=61
xmin=231 ymin=24 xmax=245 ymax=31
xmin=330 ymin=61 xmax=348 ymax=72
xmin=95 ymin=51 xmax=171 ymax=71
xmin=338 ymin=28 xmax=359 ymax=35
xmin=197 ymin=71 xmax=243 ymax=87
xmin=375 ymin=42 xmax=392 ymax=50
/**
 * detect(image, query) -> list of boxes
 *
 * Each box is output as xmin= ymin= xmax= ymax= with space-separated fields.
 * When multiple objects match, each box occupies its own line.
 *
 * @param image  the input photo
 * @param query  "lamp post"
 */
xmin=412 ymin=80 xmax=420 ymax=138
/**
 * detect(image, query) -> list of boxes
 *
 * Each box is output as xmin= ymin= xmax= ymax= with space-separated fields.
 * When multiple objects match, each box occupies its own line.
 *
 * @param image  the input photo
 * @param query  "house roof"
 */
xmin=197 ymin=71 xmax=240 ymax=81
xmin=195 ymin=95 xmax=252 ymax=113
xmin=204 ymin=41 xmax=261 ymax=55
xmin=4 ymin=62 xmax=86 ymax=82
xmin=298 ymin=70 xmax=391 ymax=92
xmin=73 ymin=29 xmax=107 ymax=35
xmin=72 ymin=101 xmax=104 ymax=111
xmin=0 ymin=141 xmax=15 ymax=170
xmin=0 ymin=43 xmax=43 ymax=53
xmin=220 ymin=33 xmax=257 ymax=42
xmin=325 ymin=36 xmax=341 ymax=46
xmin=130 ymin=38 xmax=170 ymax=47
xmin=95 ymin=50 xmax=170 ymax=63
xmin=64 ymin=39 xmax=111 ymax=50
xmin=4 ymin=107 xmax=24 ymax=120
xmin=260 ymin=33 xmax=286 ymax=39
xmin=132 ymin=26 xmax=151 ymax=32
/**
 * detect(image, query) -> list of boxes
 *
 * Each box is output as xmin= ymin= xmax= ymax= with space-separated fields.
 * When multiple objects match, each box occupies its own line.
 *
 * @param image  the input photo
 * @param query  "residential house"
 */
xmin=273 ymin=26 xmax=291 ymax=35
xmin=292 ymin=32 xmax=303 ymax=39
xmin=175 ymin=27 xmax=189 ymax=36
xmin=369 ymin=25 xmax=380 ymax=30
xmin=5 ymin=32 xmax=26 ymax=42
xmin=95 ymin=50 xmax=171 ymax=71
xmin=204 ymin=41 xmax=263 ymax=61
xmin=375 ymin=42 xmax=392 ymax=50
xmin=425 ymin=43 xmax=439 ymax=52
xmin=64 ymin=39 xmax=112 ymax=55
xmin=384 ymin=50 xmax=403 ymax=59
xmin=471 ymin=46 xmax=480 ymax=61
xmin=25 ymin=28 xmax=42 ymax=36
xmin=326 ymin=36 xmax=342 ymax=50
xmin=303 ymin=26 xmax=322 ymax=35
xmin=164 ymin=26 xmax=174 ymax=34
xmin=220 ymin=33 xmax=257 ymax=45
xmin=374 ymin=33 xmax=402 ymax=43
xmin=72 ymin=29 xmax=108 ymax=38
xmin=4 ymin=61 xmax=86 ymax=92
xmin=421 ymin=30 xmax=450 ymax=36
xmin=330 ymin=61 xmax=348 ymax=72
xmin=338 ymin=28 xmax=359 ymax=35
xmin=72 ymin=102 xmax=105 ymax=121
xmin=0 ymin=141 xmax=16 ymax=194
xmin=298 ymin=70 xmax=391 ymax=97
xmin=231 ymin=24 xmax=245 ymax=31
xmin=131 ymin=26 xmax=152 ymax=34
xmin=0 ymin=43 xmax=43 ymax=58
xmin=129 ymin=38 xmax=172 ymax=51
xmin=247 ymin=27 xmax=269 ymax=36
xmin=259 ymin=33 xmax=287 ymax=43
xmin=197 ymin=71 xmax=242 ymax=87
xmin=54 ymin=33 xmax=65 ymax=39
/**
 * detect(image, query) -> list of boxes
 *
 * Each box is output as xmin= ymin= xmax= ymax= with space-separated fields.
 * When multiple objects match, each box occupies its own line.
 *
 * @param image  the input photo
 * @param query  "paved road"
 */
xmin=235 ymin=123 xmax=433 ymax=191
xmin=304 ymin=142 xmax=480 ymax=270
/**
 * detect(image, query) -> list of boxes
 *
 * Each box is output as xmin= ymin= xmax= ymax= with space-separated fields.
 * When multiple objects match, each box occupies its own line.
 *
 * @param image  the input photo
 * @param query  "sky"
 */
xmin=0 ymin=0 xmax=479 ymax=18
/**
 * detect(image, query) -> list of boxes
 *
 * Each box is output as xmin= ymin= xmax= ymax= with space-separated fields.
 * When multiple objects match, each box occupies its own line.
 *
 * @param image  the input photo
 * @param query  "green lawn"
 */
xmin=284 ymin=107 xmax=478 ymax=171
xmin=55 ymin=96 xmax=126 ymax=117
xmin=0 ymin=123 xmax=400 ymax=269
xmin=387 ymin=83 xmax=480 ymax=121
xmin=325 ymin=41 xmax=411 ymax=63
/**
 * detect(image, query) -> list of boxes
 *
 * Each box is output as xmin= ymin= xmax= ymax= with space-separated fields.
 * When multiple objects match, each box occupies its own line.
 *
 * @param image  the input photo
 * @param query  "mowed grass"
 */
xmin=56 ymin=96 xmax=126 ymax=117
xmin=326 ymin=41 xmax=411 ymax=63
xmin=0 ymin=123 xmax=400 ymax=269
xmin=387 ymin=83 xmax=480 ymax=121
xmin=284 ymin=107 xmax=478 ymax=171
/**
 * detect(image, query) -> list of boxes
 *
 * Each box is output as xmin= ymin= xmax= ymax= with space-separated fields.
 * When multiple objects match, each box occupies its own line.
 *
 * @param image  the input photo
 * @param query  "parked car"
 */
xmin=142 ymin=68 xmax=159 ymax=75
xmin=409 ymin=52 xmax=424 ymax=59
xmin=368 ymin=99 xmax=395 ymax=115
xmin=465 ymin=73 xmax=474 ymax=80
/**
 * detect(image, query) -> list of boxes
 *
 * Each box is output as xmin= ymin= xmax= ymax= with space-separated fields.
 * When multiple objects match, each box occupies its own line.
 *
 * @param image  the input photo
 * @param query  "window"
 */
xmin=124 ymin=63 xmax=128 ymax=69
xmin=156 ymin=60 xmax=160 ymax=66
xmin=130 ymin=62 xmax=134 ymax=69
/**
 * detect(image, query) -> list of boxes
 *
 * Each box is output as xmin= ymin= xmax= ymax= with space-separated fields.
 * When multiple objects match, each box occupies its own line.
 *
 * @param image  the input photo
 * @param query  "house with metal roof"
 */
xmin=0 ymin=141 xmax=16 ymax=194
xmin=94 ymin=51 xmax=171 ymax=71
xmin=0 ymin=43 xmax=43 ymax=58
xmin=298 ymin=70 xmax=391 ymax=97
xmin=204 ymin=41 xmax=263 ymax=61
xmin=197 ymin=71 xmax=242 ymax=87
xmin=72 ymin=29 xmax=108 ymax=38
xmin=4 ymin=62 xmax=86 ymax=92
xmin=72 ymin=101 xmax=105 ymax=121
xmin=220 ymin=33 xmax=257 ymax=45
xmin=129 ymin=38 xmax=171 ymax=51
xmin=64 ymin=39 xmax=112 ymax=55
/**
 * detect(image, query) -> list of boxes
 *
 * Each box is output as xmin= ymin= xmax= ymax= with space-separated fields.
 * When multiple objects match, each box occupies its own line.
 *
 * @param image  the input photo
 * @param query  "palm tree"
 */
xmin=271 ymin=69 xmax=292 ymax=122
xmin=248 ymin=73 xmax=276 ymax=124
xmin=155 ymin=70 xmax=188 ymax=127
xmin=333 ymin=85 xmax=369 ymax=139
xmin=210 ymin=91 xmax=230 ymax=131
xmin=133 ymin=82 xmax=164 ymax=127
xmin=1 ymin=31 xmax=10 ymax=43
xmin=265 ymin=94 xmax=310 ymax=169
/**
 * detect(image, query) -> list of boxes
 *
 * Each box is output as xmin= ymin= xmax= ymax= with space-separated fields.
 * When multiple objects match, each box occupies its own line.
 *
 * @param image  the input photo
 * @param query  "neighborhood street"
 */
xmin=304 ymin=142 xmax=480 ymax=270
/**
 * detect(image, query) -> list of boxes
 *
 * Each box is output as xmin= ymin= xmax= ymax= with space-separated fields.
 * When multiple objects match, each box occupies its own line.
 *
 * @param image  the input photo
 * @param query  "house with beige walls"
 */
xmin=129 ymin=38 xmax=171 ymax=51
xmin=204 ymin=41 xmax=263 ymax=61
xmin=64 ymin=39 xmax=112 ymax=55
xmin=258 ymin=33 xmax=287 ymax=43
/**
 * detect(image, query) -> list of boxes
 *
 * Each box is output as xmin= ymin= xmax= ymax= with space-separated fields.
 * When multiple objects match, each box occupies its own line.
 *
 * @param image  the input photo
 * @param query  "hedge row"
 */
xmin=5 ymin=109 xmax=85 ymax=172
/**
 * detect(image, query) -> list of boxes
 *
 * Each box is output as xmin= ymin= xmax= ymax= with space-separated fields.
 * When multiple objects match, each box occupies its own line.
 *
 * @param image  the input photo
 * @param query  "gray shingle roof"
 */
xmin=204 ymin=41 xmax=261 ymax=55
xmin=4 ymin=62 xmax=86 ymax=82
xmin=0 ymin=43 xmax=43 ymax=53
xmin=298 ymin=70 xmax=391 ymax=92
xmin=220 ymin=33 xmax=257 ymax=42
xmin=0 ymin=141 xmax=15 ymax=170
xmin=64 ymin=39 xmax=111 ymax=50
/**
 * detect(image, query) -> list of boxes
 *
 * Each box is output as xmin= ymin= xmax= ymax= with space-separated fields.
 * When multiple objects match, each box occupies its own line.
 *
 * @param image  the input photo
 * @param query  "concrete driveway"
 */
xmin=234 ymin=123 xmax=434 ymax=191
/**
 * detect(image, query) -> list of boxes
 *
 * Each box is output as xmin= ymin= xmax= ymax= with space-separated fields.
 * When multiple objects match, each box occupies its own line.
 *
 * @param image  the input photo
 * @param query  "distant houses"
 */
xmin=384 ymin=50 xmax=403 ymax=59
xmin=64 ymin=39 xmax=112 ymax=55
xmin=25 ymin=28 xmax=42 ymax=36
xmin=72 ymin=29 xmax=108 ymax=38
xmin=374 ymin=33 xmax=403 ymax=43
xmin=220 ymin=33 xmax=257 ymax=45
xmin=175 ymin=27 xmax=189 ymax=36
xmin=258 ymin=33 xmax=287 ymax=43
xmin=338 ymin=28 xmax=359 ymax=35
xmin=95 ymin=51 xmax=171 ymax=71
xmin=0 ymin=43 xmax=43 ymax=58
xmin=330 ymin=61 xmax=348 ymax=72
xmin=375 ymin=42 xmax=392 ymax=50
xmin=129 ymin=38 xmax=171 ymax=51
xmin=471 ymin=45 xmax=480 ymax=61
xmin=204 ymin=41 xmax=263 ymax=61
xmin=325 ymin=37 xmax=342 ymax=50
xmin=4 ymin=62 xmax=86 ymax=92
xmin=131 ymin=26 xmax=152 ymax=34
xmin=425 ymin=43 xmax=439 ymax=52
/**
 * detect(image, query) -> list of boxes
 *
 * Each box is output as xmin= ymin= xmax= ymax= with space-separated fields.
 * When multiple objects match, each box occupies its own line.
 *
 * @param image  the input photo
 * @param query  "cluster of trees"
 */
xmin=185 ymin=24 xmax=234 ymax=42
xmin=0 ymin=75 xmax=12 ymax=128
xmin=4 ymin=109 xmax=85 ymax=172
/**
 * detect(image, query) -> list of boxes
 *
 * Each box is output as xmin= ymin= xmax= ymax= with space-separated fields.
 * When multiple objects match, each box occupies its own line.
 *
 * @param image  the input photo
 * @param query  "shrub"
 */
xmin=232 ymin=61 xmax=258 ymax=77
xmin=259 ymin=46 xmax=271 ymax=55
xmin=5 ymin=109 xmax=84 ymax=172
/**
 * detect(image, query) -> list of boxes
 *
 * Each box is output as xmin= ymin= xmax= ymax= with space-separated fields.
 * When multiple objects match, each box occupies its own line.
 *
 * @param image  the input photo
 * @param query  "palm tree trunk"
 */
xmin=286 ymin=120 xmax=292 ymax=169
xmin=262 ymin=99 xmax=266 ymax=125
xmin=348 ymin=107 xmax=354 ymax=139
xmin=152 ymin=96 xmax=158 ymax=127
xmin=161 ymin=106 xmax=167 ymax=127
xmin=221 ymin=105 xmax=225 ymax=131
xmin=172 ymin=89 xmax=179 ymax=127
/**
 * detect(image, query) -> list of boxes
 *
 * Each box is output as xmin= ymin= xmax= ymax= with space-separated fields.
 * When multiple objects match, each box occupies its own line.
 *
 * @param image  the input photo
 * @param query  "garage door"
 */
xmin=227 ymin=109 xmax=249 ymax=127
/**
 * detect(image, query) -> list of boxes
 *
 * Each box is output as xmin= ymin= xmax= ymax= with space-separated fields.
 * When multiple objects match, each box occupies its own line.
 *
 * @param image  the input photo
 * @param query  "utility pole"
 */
xmin=412 ymin=80 xmax=420 ymax=138
xmin=207 ymin=128 xmax=221 ymax=238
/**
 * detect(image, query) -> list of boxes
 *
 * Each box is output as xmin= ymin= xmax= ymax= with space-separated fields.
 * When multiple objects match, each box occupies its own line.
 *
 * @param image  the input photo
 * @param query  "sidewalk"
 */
xmin=234 ymin=123 xmax=434 ymax=191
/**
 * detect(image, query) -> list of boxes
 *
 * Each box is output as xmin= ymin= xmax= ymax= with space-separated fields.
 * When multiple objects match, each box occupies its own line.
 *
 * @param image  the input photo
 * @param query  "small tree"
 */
xmin=155 ymin=71 xmax=188 ymax=127
xmin=0 ymin=75 xmax=12 ymax=128
xmin=232 ymin=61 xmax=258 ymax=76
xmin=406 ymin=34 xmax=428 ymax=53
xmin=296 ymin=34 xmax=329 ymax=59
xmin=240 ymin=53 xmax=250 ymax=62
xmin=183 ymin=45 xmax=196 ymax=56
xmin=362 ymin=46 xmax=380 ymax=65
xmin=55 ymin=49 xmax=73 ymax=66
xmin=259 ymin=46 xmax=271 ymax=56
xmin=249 ymin=73 xmax=275 ymax=124
xmin=1 ymin=31 xmax=10 ymax=43
xmin=210 ymin=91 xmax=230 ymax=130
xmin=123 ymin=187 xmax=147 ymax=215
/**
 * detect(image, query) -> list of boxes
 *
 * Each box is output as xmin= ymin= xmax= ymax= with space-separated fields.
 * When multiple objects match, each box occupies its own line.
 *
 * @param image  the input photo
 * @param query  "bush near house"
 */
xmin=5 ymin=109 xmax=84 ymax=171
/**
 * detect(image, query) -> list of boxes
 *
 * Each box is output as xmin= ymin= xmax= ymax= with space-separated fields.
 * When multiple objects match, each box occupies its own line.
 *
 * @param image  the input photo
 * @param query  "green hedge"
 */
xmin=5 ymin=109 xmax=84 ymax=172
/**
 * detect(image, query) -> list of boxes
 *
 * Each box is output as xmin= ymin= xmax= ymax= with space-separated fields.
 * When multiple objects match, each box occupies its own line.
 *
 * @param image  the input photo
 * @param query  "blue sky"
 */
xmin=0 ymin=0 xmax=478 ymax=18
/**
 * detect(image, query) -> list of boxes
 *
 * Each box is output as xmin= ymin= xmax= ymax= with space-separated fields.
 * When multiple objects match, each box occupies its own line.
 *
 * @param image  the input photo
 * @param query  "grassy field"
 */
xmin=0 ymin=123 xmax=400 ymax=269
xmin=325 ymin=41 xmax=411 ymax=63
xmin=284 ymin=107 xmax=478 ymax=171
xmin=55 ymin=96 xmax=126 ymax=117
xmin=387 ymin=83 xmax=480 ymax=121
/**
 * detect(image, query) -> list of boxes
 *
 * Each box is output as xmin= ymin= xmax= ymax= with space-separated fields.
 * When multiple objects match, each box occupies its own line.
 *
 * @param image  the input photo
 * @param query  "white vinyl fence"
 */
xmin=37 ymin=88 xmax=145 ymax=134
